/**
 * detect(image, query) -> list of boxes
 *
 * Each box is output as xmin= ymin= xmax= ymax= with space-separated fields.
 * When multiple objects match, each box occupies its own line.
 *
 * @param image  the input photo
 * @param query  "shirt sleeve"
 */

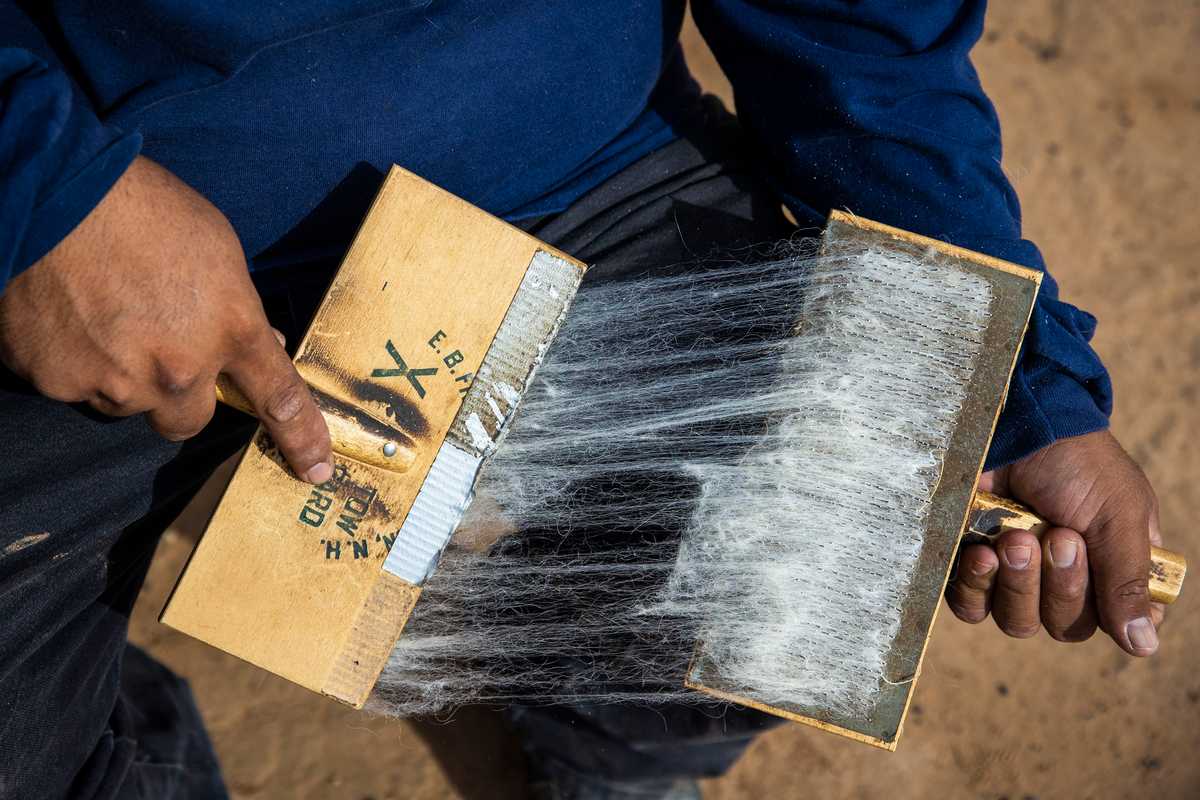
xmin=1 ymin=6 xmax=142 ymax=293
xmin=690 ymin=0 xmax=1112 ymax=469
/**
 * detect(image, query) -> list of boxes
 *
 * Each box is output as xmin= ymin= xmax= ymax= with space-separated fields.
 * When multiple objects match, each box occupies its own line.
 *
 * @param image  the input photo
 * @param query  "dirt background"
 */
xmin=128 ymin=2 xmax=1200 ymax=798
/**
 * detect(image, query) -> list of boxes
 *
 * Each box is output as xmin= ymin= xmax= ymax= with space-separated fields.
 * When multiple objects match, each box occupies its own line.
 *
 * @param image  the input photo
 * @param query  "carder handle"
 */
xmin=966 ymin=490 xmax=1186 ymax=605
xmin=215 ymin=375 xmax=416 ymax=473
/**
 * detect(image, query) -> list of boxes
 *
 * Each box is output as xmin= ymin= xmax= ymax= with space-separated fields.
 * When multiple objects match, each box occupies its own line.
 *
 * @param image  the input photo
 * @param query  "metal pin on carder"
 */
xmin=383 ymin=442 xmax=398 ymax=457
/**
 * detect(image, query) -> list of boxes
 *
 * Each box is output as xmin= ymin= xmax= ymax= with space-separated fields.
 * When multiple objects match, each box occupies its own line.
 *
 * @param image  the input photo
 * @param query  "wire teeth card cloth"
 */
xmin=368 ymin=236 xmax=995 ymax=726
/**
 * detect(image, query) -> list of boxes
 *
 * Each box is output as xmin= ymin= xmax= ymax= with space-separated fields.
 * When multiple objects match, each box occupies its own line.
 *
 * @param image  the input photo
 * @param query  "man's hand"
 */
xmin=947 ymin=429 xmax=1163 ymax=656
xmin=0 ymin=156 xmax=333 ymax=483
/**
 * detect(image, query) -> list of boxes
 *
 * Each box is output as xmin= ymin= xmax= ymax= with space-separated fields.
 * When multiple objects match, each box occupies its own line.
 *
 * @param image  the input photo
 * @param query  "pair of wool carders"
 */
xmin=162 ymin=169 xmax=1184 ymax=750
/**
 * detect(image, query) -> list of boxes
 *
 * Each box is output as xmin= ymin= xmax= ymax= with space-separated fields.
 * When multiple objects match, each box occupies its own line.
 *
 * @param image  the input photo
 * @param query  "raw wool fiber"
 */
xmin=369 ymin=240 xmax=993 ymax=721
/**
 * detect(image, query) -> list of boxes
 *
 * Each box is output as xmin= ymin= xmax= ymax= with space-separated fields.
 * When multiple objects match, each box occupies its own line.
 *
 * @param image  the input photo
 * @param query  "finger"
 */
xmin=1086 ymin=493 xmax=1158 ymax=656
xmin=225 ymin=328 xmax=332 ymax=483
xmin=947 ymin=544 xmax=999 ymax=623
xmin=1039 ymin=528 xmax=1097 ymax=642
xmin=991 ymin=529 xmax=1042 ymax=638
xmin=271 ymin=327 xmax=287 ymax=349
xmin=146 ymin=377 xmax=218 ymax=442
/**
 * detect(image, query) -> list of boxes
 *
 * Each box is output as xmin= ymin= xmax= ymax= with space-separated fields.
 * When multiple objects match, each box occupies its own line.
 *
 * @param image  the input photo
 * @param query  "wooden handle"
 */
xmin=966 ymin=490 xmax=1186 ymax=605
xmin=215 ymin=375 xmax=417 ymax=473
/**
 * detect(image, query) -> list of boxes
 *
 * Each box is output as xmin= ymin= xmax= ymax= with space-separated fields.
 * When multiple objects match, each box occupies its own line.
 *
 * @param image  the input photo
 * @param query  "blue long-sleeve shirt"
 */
xmin=0 ymin=0 xmax=1111 ymax=468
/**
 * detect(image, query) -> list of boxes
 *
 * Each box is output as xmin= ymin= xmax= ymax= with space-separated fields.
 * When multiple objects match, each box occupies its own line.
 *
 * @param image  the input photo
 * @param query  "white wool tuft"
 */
xmin=369 ymin=242 xmax=992 ymax=719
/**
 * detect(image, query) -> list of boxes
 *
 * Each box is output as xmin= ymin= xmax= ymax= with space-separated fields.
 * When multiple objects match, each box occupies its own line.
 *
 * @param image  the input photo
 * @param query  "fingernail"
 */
xmin=1004 ymin=545 xmax=1031 ymax=569
xmin=304 ymin=461 xmax=333 ymax=484
xmin=969 ymin=560 xmax=995 ymax=576
xmin=1126 ymin=617 xmax=1159 ymax=655
xmin=1049 ymin=540 xmax=1077 ymax=568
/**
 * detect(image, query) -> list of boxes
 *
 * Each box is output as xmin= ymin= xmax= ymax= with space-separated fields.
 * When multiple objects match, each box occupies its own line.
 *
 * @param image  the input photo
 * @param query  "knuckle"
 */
xmin=151 ymin=399 xmax=216 ymax=442
xmin=224 ymin=317 xmax=264 ymax=357
xmin=291 ymin=439 xmax=330 ymax=469
xmin=1045 ymin=573 xmax=1088 ymax=603
xmin=998 ymin=576 xmax=1039 ymax=599
xmin=961 ymin=572 xmax=993 ymax=592
xmin=1093 ymin=492 xmax=1153 ymax=535
xmin=97 ymin=377 xmax=136 ymax=408
xmin=965 ymin=571 xmax=999 ymax=594
xmin=949 ymin=600 xmax=987 ymax=624
xmin=1047 ymin=624 xmax=1094 ymax=644
xmin=998 ymin=620 xmax=1041 ymax=639
xmin=153 ymin=412 xmax=212 ymax=442
xmin=957 ymin=554 xmax=997 ymax=589
xmin=91 ymin=397 xmax=136 ymax=418
xmin=87 ymin=397 xmax=122 ymax=418
xmin=155 ymin=359 xmax=203 ymax=395
xmin=1108 ymin=576 xmax=1150 ymax=605
xmin=1084 ymin=528 xmax=1138 ymax=562
xmin=263 ymin=380 xmax=308 ymax=424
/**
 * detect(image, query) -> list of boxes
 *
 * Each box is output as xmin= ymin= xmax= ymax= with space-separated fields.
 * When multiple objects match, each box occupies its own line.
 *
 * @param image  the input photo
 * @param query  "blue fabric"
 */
xmin=689 ymin=0 xmax=1112 ymax=467
xmin=0 ymin=0 xmax=1110 ymax=466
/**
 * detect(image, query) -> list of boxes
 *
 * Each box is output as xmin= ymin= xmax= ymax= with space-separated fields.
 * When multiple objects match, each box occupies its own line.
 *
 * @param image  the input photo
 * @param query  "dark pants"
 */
xmin=0 ymin=98 xmax=797 ymax=799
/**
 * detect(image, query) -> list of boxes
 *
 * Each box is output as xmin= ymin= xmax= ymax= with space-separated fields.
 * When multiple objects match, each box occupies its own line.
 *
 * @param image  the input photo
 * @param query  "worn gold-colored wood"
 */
xmin=162 ymin=166 xmax=584 ymax=706
xmin=322 ymin=570 xmax=422 ymax=706
xmin=214 ymin=375 xmax=416 ymax=472
xmin=827 ymin=210 xmax=1045 ymax=282
xmin=967 ymin=490 xmax=1186 ymax=605
xmin=1149 ymin=547 xmax=1189 ymax=605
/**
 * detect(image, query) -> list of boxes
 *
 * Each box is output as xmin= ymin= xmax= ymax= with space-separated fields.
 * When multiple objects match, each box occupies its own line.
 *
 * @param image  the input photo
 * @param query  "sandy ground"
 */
xmin=129 ymin=2 xmax=1200 ymax=798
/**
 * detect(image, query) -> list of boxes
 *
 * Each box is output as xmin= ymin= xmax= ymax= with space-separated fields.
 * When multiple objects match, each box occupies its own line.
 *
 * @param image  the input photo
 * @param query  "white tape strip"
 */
xmin=385 ymin=249 xmax=582 ymax=585
xmin=382 ymin=441 xmax=482 ymax=584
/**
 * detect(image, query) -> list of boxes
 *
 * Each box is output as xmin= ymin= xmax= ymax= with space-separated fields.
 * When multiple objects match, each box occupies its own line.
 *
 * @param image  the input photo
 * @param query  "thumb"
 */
xmin=225 ymin=326 xmax=332 ymax=484
xmin=1085 ymin=492 xmax=1158 ymax=656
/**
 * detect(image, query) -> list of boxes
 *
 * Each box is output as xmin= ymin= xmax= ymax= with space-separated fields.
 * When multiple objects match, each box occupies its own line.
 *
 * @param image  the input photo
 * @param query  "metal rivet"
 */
xmin=383 ymin=442 xmax=398 ymax=457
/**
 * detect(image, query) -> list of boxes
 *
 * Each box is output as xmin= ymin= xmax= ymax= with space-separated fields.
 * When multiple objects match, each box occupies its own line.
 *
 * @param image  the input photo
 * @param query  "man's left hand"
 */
xmin=946 ymin=429 xmax=1164 ymax=656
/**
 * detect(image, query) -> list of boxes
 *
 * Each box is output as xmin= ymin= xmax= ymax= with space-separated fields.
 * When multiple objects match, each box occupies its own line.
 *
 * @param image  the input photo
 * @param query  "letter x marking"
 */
xmin=371 ymin=340 xmax=438 ymax=399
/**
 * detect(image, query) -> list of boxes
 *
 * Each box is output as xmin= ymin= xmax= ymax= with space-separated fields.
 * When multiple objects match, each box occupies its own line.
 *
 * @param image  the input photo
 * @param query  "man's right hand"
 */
xmin=0 ymin=156 xmax=333 ymax=483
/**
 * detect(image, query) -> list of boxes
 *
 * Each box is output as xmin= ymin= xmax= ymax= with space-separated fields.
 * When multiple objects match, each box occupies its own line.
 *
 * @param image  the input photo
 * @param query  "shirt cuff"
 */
xmin=983 ymin=294 xmax=1113 ymax=470
xmin=14 ymin=132 xmax=142 ymax=273
xmin=1 ymin=48 xmax=143 ymax=288
xmin=781 ymin=212 xmax=1114 ymax=471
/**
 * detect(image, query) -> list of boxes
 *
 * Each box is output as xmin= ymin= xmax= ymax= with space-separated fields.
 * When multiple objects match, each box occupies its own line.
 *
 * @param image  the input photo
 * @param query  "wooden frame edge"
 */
xmin=827 ymin=209 xmax=1044 ymax=285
